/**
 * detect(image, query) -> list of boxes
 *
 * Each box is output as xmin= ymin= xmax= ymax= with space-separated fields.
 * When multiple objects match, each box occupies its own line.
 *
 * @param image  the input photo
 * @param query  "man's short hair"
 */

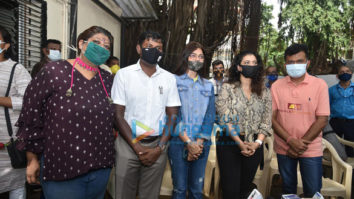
xmin=42 ymin=39 xmax=61 ymax=48
xmin=106 ymin=56 xmax=119 ymax=65
xmin=212 ymin=60 xmax=224 ymax=68
xmin=266 ymin=66 xmax=277 ymax=73
xmin=138 ymin=31 xmax=163 ymax=46
xmin=284 ymin=43 xmax=309 ymax=60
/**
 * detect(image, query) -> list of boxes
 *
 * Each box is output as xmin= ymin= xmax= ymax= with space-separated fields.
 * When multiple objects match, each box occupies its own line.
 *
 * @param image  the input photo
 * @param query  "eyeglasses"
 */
xmin=0 ymin=40 xmax=6 ymax=45
xmin=189 ymin=53 xmax=205 ymax=60
xmin=85 ymin=40 xmax=110 ymax=50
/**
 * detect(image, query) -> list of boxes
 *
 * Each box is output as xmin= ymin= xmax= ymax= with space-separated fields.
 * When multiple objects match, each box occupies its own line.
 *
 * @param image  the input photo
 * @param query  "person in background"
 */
xmin=329 ymin=62 xmax=354 ymax=156
xmin=0 ymin=25 xmax=31 ymax=199
xmin=210 ymin=60 xmax=225 ymax=96
xmin=17 ymin=26 xmax=115 ymax=199
xmin=271 ymin=44 xmax=329 ymax=197
xmin=112 ymin=31 xmax=181 ymax=199
xmin=106 ymin=56 xmax=120 ymax=75
xmin=265 ymin=66 xmax=278 ymax=88
xmin=31 ymin=39 xmax=61 ymax=78
xmin=216 ymin=51 xmax=272 ymax=199
xmin=170 ymin=41 xmax=215 ymax=199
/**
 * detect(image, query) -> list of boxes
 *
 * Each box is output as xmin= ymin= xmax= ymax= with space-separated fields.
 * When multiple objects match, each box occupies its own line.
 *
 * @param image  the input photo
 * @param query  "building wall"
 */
xmin=46 ymin=0 xmax=70 ymax=58
xmin=46 ymin=0 xmax=122 ymax=59
xmin=77 ymin=0 xmax=122 ymax=59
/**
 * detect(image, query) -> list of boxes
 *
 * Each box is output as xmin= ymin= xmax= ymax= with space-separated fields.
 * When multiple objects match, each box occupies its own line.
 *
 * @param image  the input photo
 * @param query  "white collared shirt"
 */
xmin=111 ymin=60 xmax=181 ymax=137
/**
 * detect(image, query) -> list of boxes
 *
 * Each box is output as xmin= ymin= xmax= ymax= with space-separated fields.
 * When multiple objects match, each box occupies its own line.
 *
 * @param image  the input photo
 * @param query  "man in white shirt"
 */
xmin=111 ymin=31 xmax=181 ymax=199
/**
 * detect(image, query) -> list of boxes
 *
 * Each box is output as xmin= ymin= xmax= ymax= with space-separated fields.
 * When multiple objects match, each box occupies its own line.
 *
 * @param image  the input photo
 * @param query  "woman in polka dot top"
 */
xmin=16 ymin=26 xmax=116 ymax=199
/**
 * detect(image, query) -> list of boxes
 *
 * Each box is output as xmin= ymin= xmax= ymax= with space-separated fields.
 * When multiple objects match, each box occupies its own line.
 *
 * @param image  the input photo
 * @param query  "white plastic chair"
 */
xmin=203 ymin=124 xmax=221 ymax=198
xmin=336 ymin=134 xmax=354 ymax=168
xmin=253 ymin=136 xmax=274 ymax=197
xmin=265 ymin=135 xmax=280 ymax=197
xmin=297 ymin=139 xmax=352 ymax=199
xmin=160 ymin=160 xmax=173 ymax=196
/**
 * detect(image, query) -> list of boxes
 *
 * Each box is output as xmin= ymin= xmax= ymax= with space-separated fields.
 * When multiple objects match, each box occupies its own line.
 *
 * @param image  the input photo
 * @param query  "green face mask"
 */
xmin=84 ymin=41 xmax=110 ymax=65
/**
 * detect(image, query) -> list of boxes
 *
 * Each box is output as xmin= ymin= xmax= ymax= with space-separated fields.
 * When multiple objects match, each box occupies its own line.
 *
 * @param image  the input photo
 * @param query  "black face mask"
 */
xmin=141 ymin=47 xmax=163 ymax=66
xmin=214 ymin=71 xmax=224 ymax=78
xmin=240 ymin=65 xmax=260 ymax=79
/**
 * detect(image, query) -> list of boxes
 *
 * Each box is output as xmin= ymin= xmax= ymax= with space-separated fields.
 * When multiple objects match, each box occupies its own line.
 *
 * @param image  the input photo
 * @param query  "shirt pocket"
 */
xmin=349 ymin=94 xmax=354 ymax=105
xmin=177 ymin=85 xmax=188 ymax=92
xmin=200 ymin=90 xmax=212 ymax=97
xmin=198 ymin=90 xmax=212 ymax=115
xmin=156 ymin=85 xmax=168 ymax=108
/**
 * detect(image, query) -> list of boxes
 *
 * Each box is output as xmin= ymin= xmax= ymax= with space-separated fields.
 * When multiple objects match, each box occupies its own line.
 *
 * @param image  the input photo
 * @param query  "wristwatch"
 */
xmin=184 ymin=139 xmax=192 ymax=146
xmin=158 ymin=142 xmax=166 ymax=151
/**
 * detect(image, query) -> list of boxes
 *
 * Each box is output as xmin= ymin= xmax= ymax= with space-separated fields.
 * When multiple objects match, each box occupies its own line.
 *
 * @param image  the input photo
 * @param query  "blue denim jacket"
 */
xmin=329 ymin=82 xmax=354 ymax=119
xmin=173 ymin=74 xmax=215 ymax=140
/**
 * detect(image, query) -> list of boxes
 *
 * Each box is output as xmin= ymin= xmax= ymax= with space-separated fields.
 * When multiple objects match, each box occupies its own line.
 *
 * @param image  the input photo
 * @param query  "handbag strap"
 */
xmin=5 ymin=63 xmax=18 ymax=137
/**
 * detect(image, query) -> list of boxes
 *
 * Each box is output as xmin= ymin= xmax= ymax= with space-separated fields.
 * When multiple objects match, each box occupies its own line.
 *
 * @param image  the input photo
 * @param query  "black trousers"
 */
xmin=216 ymin=136 xmax=262 ymax=199
xmin=330 ymin=117 xmax=354 ymax=157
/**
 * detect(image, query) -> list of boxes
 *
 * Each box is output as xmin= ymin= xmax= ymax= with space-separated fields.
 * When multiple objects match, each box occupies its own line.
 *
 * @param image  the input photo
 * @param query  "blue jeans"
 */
xmin=168 ymin=138 xmax=210 ymax=199
xmin=41 ymin=168 xmax=111 ymax=199
xmin=277 ymin=154 xmax=322 ymax=197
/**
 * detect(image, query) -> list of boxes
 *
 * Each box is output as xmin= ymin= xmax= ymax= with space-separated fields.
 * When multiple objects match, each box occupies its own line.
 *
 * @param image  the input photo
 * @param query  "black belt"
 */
xmin=332 ymin=118 xmax=354 ymax=122
xmin=140 ymin=136 xmax=160 ymax=143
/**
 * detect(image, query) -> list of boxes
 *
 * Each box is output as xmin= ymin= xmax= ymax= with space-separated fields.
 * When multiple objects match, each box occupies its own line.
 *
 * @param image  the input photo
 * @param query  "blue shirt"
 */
xmin=329 ymin=82 xmax=354 ymax=119
xmin=174 ymin=74 xmax=215 ymax=140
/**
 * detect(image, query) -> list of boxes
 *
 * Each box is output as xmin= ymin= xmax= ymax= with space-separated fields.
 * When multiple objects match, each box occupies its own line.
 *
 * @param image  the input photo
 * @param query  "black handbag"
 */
xmin=4 ymin=63 xmax=27 ymax=169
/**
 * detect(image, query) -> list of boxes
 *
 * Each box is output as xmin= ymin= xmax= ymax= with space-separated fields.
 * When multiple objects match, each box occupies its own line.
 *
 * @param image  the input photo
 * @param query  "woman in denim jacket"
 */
xmin=169 ymin=41 xmax=215 ymax=199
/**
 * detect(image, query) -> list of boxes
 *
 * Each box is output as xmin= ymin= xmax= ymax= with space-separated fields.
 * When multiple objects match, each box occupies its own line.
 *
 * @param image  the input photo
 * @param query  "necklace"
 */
xmin=75 ymin=57 xmax=99 ymax=72
xmin=65 ymin=57 xmax=113 ymax=104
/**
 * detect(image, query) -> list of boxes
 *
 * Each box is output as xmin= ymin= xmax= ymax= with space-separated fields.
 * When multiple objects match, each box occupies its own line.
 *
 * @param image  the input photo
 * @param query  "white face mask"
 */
xmin=48 ymin=49 xmax=61 ymax=61
xmin=286 ymin=63 xmax=307 ymax=78
xmin=0 ymin=40 xmax=6 ymax=54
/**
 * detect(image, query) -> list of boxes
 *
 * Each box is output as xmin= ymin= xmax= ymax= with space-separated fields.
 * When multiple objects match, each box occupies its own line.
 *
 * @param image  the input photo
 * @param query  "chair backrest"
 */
xmin=322 ymin=139 xmax=352 ymax=196
xmin=263 ymin=136 xmax=273 ymax=163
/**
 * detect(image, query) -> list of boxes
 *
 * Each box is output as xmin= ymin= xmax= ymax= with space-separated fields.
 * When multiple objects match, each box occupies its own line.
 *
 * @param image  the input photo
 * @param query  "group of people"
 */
xmin=0 ymin=24 xmax=353 ymax=199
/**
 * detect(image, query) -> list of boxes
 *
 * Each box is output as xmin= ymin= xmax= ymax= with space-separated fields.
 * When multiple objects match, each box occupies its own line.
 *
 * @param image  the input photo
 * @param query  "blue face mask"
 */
xmin=48 ymin=50 xmax=61 ymax=61
xmin=338 ymin=73 xmax=352 ymax=82
xmin=0 ymin=40 xmax=6 ymax=54
xmin=286 ymin=63 xmax=307 ymax=78
xmin=267 ymin=74 xmax=278 ymax=81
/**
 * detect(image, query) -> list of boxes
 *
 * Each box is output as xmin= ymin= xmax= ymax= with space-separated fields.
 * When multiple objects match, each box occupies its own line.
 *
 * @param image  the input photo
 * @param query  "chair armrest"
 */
xmin=336 ymin=134 xmax=354 ymax=148
xmin=263 ymin=137 xmax=273 ymax=163
xmin=323 ymin=139 xmax=353 ymax=189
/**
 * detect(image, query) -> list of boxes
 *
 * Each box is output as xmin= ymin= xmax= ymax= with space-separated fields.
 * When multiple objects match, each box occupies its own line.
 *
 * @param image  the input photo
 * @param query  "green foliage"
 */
xmin=280 ymin=0 xmax=352 ymax=58
xmin=259 ymin=3 xmax=287 ymax=75
xmin=259 ymin=0 xmax=354 ymax=74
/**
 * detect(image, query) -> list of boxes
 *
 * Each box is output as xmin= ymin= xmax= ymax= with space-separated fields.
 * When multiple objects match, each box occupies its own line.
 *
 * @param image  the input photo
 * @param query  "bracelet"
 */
xmin=255 ymin=139 xmax=263 ymax=146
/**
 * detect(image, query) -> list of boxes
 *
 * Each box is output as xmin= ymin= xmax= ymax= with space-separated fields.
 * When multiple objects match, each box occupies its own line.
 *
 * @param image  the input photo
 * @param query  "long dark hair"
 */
xmin=174 ymin=41 xmax=207 ymax=78
xmin=77 ymin=26 xmax=113 ymax=55
xmin=228 ymin=51 xmax=265 ymax=96
xmin=0 ymin=25 xmax=14 ymax=59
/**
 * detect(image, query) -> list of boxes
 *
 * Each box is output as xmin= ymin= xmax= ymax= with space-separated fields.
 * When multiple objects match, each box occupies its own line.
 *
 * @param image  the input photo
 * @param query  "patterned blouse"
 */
xmin=16 ymin=60 xmax=115 ymax=181
xmin=215 ymin=82 xmax=272 ymax=142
